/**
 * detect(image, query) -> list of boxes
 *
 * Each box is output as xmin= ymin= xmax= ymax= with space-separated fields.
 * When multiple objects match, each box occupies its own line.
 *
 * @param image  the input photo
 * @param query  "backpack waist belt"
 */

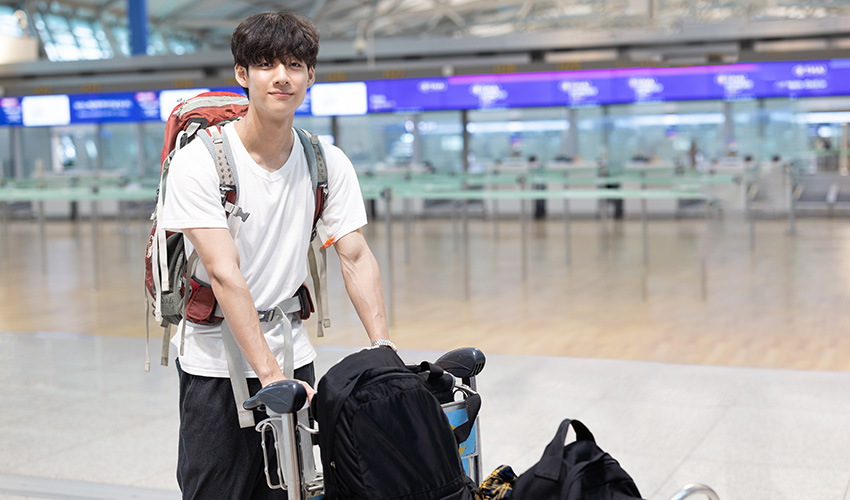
xmin=187 ymin=280 xmax=314 ymax=326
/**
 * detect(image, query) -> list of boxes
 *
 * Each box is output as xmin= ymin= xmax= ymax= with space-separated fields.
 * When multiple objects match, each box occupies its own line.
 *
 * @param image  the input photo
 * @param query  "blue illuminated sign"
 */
xmin=447 ymin=73 xmax=560 ymax=109
xmin=0 ymin=97 xmax=23 ymax=126
xmin=70 ymin=93 xmax=136 ymax=123
xmin=757 ymin=60 xmax=835 ymax=98
xmin=135 ymin=91 xmax=161 ymax=120
xmin=557 ymin=74 xmax=612 ymax=106
xmin=7 ymin=57 xmax=850 ymax=126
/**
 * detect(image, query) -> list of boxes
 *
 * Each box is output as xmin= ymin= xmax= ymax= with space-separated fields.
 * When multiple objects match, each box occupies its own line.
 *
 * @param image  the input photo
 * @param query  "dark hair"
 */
xmin=231 ymin=11 xmax=320 ymax=70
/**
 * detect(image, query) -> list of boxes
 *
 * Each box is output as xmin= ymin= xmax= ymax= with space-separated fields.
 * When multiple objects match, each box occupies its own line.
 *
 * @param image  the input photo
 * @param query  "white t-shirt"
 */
xmin=159 ymin=123 xmax=367 ymax=378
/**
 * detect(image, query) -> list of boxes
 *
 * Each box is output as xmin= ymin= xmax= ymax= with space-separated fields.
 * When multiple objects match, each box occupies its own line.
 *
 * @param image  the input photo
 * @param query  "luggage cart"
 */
xmin=244 ymin=347 xmax=486 ymax=500
xmin=669 ymin=483 xmax=721 ymax=500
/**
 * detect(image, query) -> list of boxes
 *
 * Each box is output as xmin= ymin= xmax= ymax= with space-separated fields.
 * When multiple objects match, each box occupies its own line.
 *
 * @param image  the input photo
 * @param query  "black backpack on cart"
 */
xmin=312 ymin=347 xmax=478 ymax=500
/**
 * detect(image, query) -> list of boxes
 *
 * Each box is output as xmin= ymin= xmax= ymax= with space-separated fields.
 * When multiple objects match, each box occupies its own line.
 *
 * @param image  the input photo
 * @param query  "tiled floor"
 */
xmin=2 ymin=209 xmax=849 ymax=499
xmin=2 ymin=332 xmax=849 ymax=500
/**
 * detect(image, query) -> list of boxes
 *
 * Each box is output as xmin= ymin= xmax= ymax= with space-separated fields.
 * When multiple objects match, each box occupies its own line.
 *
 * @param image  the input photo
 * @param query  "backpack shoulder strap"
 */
xmin=295 ymin=127 xmax=328 ymax=229
xmin=196 ymin=126 xmax=250 ymax=222
xmin=297 ymin=128 xmax=332 ymax=337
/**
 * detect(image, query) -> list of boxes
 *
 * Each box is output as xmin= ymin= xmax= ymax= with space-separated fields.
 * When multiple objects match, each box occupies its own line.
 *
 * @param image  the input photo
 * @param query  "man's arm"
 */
xmin=334 ymin=229 xmax=390 ymax=344
xmin=182 ymin=227 xmax=307 ymax=392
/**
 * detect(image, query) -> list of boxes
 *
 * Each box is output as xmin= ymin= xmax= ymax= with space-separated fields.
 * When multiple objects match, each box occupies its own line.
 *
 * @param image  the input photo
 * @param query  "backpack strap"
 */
xmin=536 ymin=419 xmax=596 ymax=481
xmin=296 ymin=128 xmax=331 ymax=337
xmin=196 ymin=127 xmax=250 ymax=222
xmin=145 ymin=157 xmax=174 ymax=373
xmin=151 ymin=127 xmax=246 ymax=372
xmin=295 ymin=128 xmax=326 ymax=215
xmin=223 ymin=294 xmax=303 ymax=429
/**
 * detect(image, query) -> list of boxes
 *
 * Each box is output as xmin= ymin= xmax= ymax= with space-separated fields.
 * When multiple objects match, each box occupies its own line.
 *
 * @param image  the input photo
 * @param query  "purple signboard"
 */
xmin=827 ymin=59 xmax=850 ymax=96
xmin=367 ymin=78 xmax=453 ymax=112
xmin=69 ymin=93 xmax=137 ymax=123
xmin=607 ymin=66 xmax=716 ymax=103
xmin=555 ymin=70 xmax=615 ymax=106
xmin=135 ymin=91 xmax=161 ymax=120
xmin=9 ymin=57 xmax=850 ymax=125
xmin=365 ymin=79 xmax=397 ymax=112
xmin=446 ymin=73 xmax=560 ymax=109
xmin=708 ymin=64 xmax=762 ymax=100
xmin=757 ymin=60 xmax=834 ymax=98
xmin=0 ymin=97 xmax=23 ymax=126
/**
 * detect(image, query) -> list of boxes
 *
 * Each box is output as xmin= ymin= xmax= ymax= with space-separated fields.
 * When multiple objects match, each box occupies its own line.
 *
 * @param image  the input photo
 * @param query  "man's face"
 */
xmin=235 ymin=57 xmax=315 ymax=119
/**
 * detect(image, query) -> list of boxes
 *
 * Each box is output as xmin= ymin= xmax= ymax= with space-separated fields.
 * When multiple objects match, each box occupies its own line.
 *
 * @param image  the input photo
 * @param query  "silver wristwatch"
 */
xmin=371 ymin=339 xmax=397 ymax=351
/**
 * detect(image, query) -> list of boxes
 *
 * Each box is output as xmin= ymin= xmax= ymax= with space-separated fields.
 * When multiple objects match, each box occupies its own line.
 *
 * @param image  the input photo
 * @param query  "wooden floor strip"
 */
xmin=1 ymin=215 xmax=847 ymax=371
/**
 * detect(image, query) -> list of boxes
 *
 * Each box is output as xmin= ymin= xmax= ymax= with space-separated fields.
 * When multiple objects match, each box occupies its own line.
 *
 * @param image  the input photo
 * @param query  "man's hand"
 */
xmin=298 ymin=380 xmax=317 ymax=404
xmin=261 ymin=378 xmax=316 ymax=404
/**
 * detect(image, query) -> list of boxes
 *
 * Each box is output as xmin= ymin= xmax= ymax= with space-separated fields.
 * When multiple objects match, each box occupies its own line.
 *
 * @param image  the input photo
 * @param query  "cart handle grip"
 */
xmin=243 ymin=380 xmax=307 ymax=414
xmin=436 ymin=347 xmax=486 ymax=379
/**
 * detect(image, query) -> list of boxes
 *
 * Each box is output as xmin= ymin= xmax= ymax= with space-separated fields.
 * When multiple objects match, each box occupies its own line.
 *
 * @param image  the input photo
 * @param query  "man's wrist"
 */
xmin=370 ymin=339 xmax=397 ymax=351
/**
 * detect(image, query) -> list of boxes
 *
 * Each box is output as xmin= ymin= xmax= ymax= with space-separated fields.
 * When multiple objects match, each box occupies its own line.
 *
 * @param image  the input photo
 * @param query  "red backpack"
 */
xmin=144 ymin=91 xmax=331 ymax=371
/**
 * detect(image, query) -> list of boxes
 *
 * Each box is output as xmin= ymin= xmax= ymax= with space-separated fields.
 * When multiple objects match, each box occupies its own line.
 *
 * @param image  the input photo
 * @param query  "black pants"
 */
xmin=176 ymin=360 xmax=316 ymax=500
xmin=533 ymin=184 xmax=547 ymax=220
xmin=604 ymin=183 xmax=624 ymax=219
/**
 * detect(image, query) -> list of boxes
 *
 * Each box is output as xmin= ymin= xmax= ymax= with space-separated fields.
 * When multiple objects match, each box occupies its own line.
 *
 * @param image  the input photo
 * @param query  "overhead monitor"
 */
xmin=22 ymin=95 xmax=71 ymax=127
xmin=310 ymin=82 xmax=368 ymax=116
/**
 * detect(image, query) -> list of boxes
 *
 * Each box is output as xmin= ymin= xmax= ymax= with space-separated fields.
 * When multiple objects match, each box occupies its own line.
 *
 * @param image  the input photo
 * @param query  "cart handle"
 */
xmin=436 ymin=347 xmax=486 ymax=379
xmin=243 ymin=380 xmax=307 ymax=414
xmin=669 ymin=483 xmax=721 ymax=500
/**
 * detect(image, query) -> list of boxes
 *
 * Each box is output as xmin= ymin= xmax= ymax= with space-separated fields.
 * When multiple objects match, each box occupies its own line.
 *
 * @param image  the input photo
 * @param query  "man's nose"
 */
xmin=273 ymin=63 xmax=290 ymax=84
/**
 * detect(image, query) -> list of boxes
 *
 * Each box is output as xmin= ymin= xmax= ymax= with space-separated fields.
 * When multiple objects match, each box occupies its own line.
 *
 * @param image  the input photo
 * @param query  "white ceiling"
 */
xmin=17 ymin=0 xmax=850 ymax=51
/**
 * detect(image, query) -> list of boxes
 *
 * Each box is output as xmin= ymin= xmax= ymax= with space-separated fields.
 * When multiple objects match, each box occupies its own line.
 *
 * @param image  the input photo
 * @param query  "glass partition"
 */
xmin=467 ymin=107 xmax=569 ymax=169
xmin=789 ymin=96 xmax=850 ymax=172
xmin=142 ymin=121 xmax=166 ymax=180
xmin=733 ymin=99 xmax=805 ymax=164
xmin=101 ymin=123 xmax=139 ymax=177
xmin=0 ymin=127 xmax=11 ymax=179
xmin=417 ymin=111 xmax=463 ymax=173
xmin=19 ymin=126 xmax=52 ymax=178
xmin=574 ymin=106 xmax=605 ymax=164
xmin=606 ymin=100 xmax=724 ymax=171
xmin=7 ymin=94 xmax=850 ymax=182
xmin=336 ymin=113 xmax=419 ymax=172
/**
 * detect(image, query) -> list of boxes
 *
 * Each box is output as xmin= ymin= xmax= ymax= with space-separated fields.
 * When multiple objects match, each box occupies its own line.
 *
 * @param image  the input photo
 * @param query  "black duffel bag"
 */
xmin=512 ymin=419 xmax=643 ymax=500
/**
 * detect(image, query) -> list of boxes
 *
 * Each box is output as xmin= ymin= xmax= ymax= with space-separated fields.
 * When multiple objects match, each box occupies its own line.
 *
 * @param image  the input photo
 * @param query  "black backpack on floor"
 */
xmin=312 ymin=347 xmax=476 ymax=500
xmin=512 ymin=419 xmax=643 ymax=500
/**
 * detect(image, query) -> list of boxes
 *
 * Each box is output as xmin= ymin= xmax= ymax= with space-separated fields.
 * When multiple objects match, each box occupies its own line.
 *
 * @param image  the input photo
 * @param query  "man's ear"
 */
xmin=234 ymin=64 xmax=248 ymax=88
xmin=307 ymin=67 xmax=315 ymax=88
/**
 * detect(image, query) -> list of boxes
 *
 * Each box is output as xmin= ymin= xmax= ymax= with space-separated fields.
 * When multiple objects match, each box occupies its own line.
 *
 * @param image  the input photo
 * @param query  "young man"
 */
xmin=159 ymin=11 xmax=392 ymax=499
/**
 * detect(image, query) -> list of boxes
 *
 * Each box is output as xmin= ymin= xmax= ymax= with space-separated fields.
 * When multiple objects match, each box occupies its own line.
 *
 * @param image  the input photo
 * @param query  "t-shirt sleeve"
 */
xmin=158 ymin=142 xmax=229 ymax=231
xmin=320 ymin=141 xmax=367 ymax=242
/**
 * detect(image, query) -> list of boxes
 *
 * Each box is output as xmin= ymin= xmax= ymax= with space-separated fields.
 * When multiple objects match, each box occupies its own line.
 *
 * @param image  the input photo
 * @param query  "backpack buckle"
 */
xmin=230 ymin=205 xmax=250 ymax=222
xmin=257 ymin=309 xmax=277 ymax=323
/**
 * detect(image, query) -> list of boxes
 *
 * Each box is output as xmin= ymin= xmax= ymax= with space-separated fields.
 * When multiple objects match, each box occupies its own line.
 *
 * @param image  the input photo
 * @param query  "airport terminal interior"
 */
xmin=3 ymin=1 xmax=850 ymax=499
